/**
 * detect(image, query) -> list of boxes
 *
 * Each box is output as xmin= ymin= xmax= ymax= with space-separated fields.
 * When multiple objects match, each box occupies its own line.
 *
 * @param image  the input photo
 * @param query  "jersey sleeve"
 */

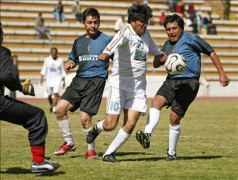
xmin=189 ymin=34 xmax=214 ymax=56
xmin=0 ymin=52 xmax=22 ymax=92
xmin=60 ymin=59 xmax=66 ymax=77
xmin=68 ymin=39 xmax=79 ymax=63
xmin=103 ymin=27 xmax=129 ymax=56
xmin=147 ymin=32 xmax=164 ymax=56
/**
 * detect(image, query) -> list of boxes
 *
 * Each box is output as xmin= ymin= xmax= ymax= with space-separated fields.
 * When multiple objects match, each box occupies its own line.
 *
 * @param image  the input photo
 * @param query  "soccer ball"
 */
xmin=165 ymin=53 xmax=186 ymax=75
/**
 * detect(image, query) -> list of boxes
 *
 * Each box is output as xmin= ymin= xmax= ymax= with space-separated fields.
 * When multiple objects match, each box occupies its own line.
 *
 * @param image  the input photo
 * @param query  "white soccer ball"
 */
xmin=165 ymin=53 xmax=186 ymax=75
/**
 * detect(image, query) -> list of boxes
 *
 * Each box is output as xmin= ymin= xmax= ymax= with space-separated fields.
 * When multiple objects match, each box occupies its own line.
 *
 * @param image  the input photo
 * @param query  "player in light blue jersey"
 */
xmin=54 ymin=8 xmax=112 ymax=159
xmin=136 ymin=14 xmax=229 ymax=161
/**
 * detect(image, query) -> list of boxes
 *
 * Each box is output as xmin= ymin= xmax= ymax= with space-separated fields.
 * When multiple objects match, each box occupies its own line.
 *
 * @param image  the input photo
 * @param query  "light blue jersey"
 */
xmin=162 ymin=32 xmax=214 ymax=78
xmin=68 ymin=31 xmax=112 ymax=79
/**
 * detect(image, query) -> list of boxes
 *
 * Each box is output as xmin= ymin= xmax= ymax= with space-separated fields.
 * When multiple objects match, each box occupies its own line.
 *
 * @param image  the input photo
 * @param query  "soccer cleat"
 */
xmin=165 ymin=151 xmax=177 ymax=161
xmin=84 ymin=149 xmax=98 ymax=159
xmin=136 ymin=130 xmax=150 ymax=149
xmin=54 ymin=141 xmax=76 ymax=156
xmin=31 ymin=159 xmax=60 ymax=173
xmin=86 ymin=124 xmax=100 ymax=144
xmin=103 ymin=153 xmax=120 ymax=163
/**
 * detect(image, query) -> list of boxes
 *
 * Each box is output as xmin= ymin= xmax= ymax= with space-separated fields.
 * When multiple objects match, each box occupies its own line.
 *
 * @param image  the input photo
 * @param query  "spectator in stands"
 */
xmin=53 ymin=0 xmax=66 ymax=23
xmin=40 ymin=47 xmax=66 ymax=113
xmin=114 ymin=15 xmax=127 ymax=33
xmin=159 ymin=11 xmax=166 ymax=25
xmin=35 ymin=13 xmax=51 ymax=39
xmin=187 ymin=2 xmax=196 ymax=22
xmin=72 ymin=0 xmax=83 ymax=23
xmin=176 ymin=0 xmax=186 ymax=18
xmin=222 ymin=0 xmax=230 ymax=20
xmin=203 ymin=11 xmax=217 ymax=35
xmin=135 ymin=14 xmax=229 ymax=161
xmin=132 ymin=0 xmax=140 ymax=5
xmin=165 ymin=0 xmax=177 ymax=12
xmin=9 ymin=54 xmax=20 ymax=99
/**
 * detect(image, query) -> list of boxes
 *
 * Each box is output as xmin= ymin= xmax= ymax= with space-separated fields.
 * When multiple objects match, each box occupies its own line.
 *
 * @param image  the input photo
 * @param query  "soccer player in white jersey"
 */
xmin=86 ymin=4 xmax=167 ymax=162
xmin=40 ymin=47 xmax=66 ymax=113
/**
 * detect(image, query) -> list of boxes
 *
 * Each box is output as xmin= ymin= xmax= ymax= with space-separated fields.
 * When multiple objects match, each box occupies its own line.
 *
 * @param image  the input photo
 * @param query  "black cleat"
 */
xmin=136 ymin=130 xmax=150 ymax=149
xmin=103 ymin=153 xmax=120 ymax=163
xmin=165 ymin=151 xmax=177 ymax=161
xmin=86 ymin=124 xmax=100 ymax=144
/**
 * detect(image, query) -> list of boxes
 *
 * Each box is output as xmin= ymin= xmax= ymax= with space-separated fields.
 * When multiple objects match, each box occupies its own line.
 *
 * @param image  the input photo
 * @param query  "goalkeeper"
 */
xmin=0 ymin=24 xmax=60 ymax=173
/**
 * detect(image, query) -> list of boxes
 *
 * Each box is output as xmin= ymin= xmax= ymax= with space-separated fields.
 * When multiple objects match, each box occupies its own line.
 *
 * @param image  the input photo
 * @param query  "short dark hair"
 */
xmin=163 ymin=14 xmax=184 ymax=30
xmin=82 ymin=8 xmax=100 ymax=22
xmin=127 ymin=4 xmax=153 ymax=23
xmin=51 ymin=47 xmax=58 ymax=53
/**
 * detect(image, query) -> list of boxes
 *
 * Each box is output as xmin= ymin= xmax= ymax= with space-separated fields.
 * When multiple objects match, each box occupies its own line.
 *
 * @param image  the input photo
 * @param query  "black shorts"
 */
xmin=156 ymin=78 xmax=199 ymax=116
xmin=61 ymin=76 xmax=106 ymax=115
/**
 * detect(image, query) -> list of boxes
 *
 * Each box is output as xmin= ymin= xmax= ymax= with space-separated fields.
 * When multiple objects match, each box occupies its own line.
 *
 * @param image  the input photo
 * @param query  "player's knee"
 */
xmin=55 ymin=105 xmax=66 ymax=118
xmin=103 ymin=122 xmax=117 ymax=131
xmin=170 ymin=111 xmax=181 ymax=125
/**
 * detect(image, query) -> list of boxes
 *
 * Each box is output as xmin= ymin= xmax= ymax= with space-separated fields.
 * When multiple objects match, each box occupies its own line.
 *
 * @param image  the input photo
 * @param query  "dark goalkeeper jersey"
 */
xmin=68 ymin=31 xmax=112 ymax=79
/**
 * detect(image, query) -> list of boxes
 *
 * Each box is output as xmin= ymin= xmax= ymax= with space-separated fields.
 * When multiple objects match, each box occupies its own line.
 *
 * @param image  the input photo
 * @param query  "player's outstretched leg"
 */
xmin=136 ymin=130 xmax=150 ymax=149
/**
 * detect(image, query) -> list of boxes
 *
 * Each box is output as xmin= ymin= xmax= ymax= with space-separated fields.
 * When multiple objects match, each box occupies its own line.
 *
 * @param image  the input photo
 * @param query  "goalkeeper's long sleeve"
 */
xmin=0 ymin=46 xmax=22 ymax=95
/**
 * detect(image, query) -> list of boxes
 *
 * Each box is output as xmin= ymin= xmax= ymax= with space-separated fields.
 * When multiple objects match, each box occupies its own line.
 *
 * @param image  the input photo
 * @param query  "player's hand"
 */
xmin=158 ymin=53 xmax=167 ymax=63
xmin=64 ymin=61 xmax=76 ymax=71
xmin=98 ymin=53 xmax=109 ymax=61
xmin=219 ymin=74 xmax=229 ymax=87
xmin=21 ymin=79 xmax=35 ymax=96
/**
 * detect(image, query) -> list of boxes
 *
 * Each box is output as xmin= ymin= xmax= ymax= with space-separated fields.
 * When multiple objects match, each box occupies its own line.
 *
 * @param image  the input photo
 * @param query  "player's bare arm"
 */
xmin=209 ymin=51 xmax=229 ymax=87
xmin=64 ymin=61 xmax=76 ymax=71
xmin=153 ymin=53 xmax=167 ymax=68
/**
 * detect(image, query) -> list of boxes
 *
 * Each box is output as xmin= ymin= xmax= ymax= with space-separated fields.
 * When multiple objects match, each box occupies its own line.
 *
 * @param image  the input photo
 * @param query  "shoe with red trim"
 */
xmin=54 ymin=142 xmax=76 ymax=156
xmin=84 ymin=149 xmax=98 ymax=159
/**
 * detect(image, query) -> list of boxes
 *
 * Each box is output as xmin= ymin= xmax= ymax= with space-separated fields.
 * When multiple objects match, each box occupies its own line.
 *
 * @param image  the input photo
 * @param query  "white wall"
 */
xmin=5 ymin=74 xmax=237 ymax=98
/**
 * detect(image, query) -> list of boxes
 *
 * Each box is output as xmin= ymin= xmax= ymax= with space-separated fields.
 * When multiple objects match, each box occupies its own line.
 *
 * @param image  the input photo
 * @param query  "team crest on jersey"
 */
xmin=87 ymin=45 xmax=91 ymax=52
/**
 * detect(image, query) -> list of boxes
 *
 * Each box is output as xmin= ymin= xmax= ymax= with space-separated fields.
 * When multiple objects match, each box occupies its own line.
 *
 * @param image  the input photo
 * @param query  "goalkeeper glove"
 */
xmin=21 ymin=79 xmax=35 ymax=96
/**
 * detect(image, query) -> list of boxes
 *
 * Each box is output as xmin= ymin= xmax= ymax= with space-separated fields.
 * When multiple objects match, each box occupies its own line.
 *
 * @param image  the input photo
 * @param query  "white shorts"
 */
xmin=106 ymin=86 xmax=147 ymax=115
xmin=46 ymin=85 xmax=60 ymax=95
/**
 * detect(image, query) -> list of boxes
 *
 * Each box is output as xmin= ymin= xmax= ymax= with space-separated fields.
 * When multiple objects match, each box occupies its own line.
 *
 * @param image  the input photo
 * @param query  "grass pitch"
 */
xmin=1 ymin=98 xmax=237 ymax=180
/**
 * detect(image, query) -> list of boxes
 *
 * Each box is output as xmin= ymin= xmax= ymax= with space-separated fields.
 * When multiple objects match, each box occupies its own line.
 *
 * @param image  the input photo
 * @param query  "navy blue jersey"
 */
xmin=162 ymin=32 xmax=214 ymax=78
xmin=68 ymin=31 xmax=112 ymax=79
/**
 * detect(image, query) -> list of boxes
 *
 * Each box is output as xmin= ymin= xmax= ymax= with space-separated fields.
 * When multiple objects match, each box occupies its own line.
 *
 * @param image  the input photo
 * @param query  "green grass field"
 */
xmin=1 ymin=98 xmax=237 ymax=180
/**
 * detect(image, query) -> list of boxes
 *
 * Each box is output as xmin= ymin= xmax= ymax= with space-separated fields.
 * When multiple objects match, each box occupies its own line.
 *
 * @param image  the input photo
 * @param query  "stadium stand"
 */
xmin=1 ymin=0 xmax=238 ymax=84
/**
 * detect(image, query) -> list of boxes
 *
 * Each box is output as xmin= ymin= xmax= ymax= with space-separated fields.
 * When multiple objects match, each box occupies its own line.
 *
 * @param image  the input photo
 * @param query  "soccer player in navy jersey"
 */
xmin=136 ymin=14 xmax=229 ymax=161
xmin=54 ymin=8 xmax=112 ymax=159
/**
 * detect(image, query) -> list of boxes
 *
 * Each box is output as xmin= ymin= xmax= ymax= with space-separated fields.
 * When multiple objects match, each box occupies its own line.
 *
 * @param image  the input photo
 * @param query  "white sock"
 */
xmin=103 ymin=128 xmax=130 ymax=156
xmin=96 ymin=119 xmax=105 ymax=132
xmin=57 ymin=119 xmax=74 ymax=145
xmin=168 ymin=124 xmax=181 ymax=155
xmin=52 ymin=106 xmax=56 ymax=113
xmin=83 ymin=128 xmax=95 ymax=150
xmin=144 ymin=108 xmax=161 ymax=135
